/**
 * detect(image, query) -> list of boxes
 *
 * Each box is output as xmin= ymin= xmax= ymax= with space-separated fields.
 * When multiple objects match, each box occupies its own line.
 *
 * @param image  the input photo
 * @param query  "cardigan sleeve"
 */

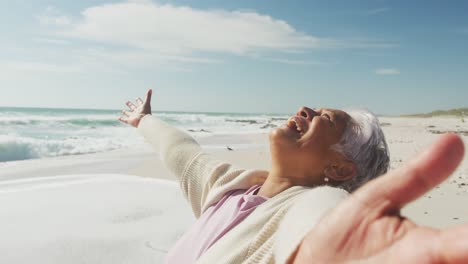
xmin=137 ymin=114 xmax=244 ymax=217
xmin=274 ymin=186 xmax=349 ymax=264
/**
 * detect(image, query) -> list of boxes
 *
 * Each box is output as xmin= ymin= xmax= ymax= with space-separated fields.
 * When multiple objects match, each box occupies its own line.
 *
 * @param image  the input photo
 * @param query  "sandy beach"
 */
xmin=1 ymin=116 xmax=467 ymax=263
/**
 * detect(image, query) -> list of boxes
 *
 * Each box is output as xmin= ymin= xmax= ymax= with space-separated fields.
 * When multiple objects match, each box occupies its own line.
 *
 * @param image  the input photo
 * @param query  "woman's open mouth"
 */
xmin=287 ymin=116 xmax=307 ymax=136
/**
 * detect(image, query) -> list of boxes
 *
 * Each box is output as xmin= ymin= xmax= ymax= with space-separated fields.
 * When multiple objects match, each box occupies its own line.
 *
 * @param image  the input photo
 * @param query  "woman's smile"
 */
xmin=287 ymin=116 xmax=309 ymax=137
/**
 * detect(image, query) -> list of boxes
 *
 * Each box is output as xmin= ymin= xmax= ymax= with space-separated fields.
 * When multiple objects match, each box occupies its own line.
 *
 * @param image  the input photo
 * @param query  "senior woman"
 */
xmin=119 ymin=89 xmax=390 ymax=264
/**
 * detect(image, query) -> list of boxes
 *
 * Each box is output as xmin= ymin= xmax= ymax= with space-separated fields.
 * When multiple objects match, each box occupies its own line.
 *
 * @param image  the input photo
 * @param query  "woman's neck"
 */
xmin=257 ymin=171 xmax=295 ymax=198
xmin=258 ymin=167 xmax=325 ymax=198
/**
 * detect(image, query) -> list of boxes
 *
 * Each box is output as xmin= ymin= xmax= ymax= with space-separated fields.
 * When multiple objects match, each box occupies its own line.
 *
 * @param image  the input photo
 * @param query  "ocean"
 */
xmin=0 ymin=107 xmax=288 ymax=162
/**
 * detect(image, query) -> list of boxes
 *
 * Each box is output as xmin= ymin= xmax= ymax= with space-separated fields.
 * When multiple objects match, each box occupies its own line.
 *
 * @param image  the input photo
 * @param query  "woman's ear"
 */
xmin=324 ymin=161 xmax=357 ymax=182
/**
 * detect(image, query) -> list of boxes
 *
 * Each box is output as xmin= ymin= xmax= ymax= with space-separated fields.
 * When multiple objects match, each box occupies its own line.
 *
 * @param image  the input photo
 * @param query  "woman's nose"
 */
xmin=296 ymin=106 xmax=317 ymax=121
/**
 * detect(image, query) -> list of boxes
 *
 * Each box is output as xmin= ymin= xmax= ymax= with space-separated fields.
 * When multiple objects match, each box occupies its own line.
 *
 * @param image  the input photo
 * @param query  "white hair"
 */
xmin=331 ymin=108 xmax=390 ymax=192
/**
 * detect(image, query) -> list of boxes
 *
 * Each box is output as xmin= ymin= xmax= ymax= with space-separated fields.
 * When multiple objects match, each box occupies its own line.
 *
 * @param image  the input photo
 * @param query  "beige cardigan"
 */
xmin=138 ymin=115 xmax=349 ymax=264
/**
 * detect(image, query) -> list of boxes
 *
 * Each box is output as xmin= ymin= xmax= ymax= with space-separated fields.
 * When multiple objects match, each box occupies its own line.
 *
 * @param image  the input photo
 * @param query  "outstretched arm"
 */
xmin=119 ymin=89 xmax=244 ymax=217
xmin=118 ymin=90 xmax=199 ymax=175
xmin=288 ymin=133 xmax=467 ymax=263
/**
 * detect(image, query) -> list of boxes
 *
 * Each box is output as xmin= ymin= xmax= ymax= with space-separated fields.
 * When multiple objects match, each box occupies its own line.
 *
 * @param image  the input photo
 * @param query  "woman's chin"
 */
xmin=269 ymin=126 xmax=285 ymax=140
xmin=269 ymin=126 xmax=298 ymax=146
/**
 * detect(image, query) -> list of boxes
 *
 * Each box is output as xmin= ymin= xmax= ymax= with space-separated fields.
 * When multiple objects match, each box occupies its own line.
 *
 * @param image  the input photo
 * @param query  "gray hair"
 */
xmin=331 ymin=108 xmax=390 ymax=192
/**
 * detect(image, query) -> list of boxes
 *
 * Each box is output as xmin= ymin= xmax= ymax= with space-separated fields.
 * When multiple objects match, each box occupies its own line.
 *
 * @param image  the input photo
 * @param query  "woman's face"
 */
xmin=269 ymin=106 xmax=352 ymax=181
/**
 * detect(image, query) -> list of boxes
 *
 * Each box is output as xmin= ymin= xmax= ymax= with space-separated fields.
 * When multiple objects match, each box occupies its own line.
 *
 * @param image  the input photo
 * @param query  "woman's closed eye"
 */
xmin=322 ymin=113 xmax=336 ymax=127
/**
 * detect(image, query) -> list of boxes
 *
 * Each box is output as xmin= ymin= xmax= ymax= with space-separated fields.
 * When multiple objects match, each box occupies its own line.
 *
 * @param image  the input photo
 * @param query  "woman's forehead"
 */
xmin=313 ymin=107 xmax=347 ymax=115
xmin=317 ymin=108 xmax=352 ymax=124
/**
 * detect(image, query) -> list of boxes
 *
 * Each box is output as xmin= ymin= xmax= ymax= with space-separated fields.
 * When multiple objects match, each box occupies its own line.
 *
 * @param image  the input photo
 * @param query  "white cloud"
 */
xmin=31 ymin=1 xmax=346 ymax=72
xmin=39 ymin=1 xmax=322 ymax=54
xmin=30 ymin=1 xmax=396 ymax=73
xmin=375 ymin=68 xmax=400 ymax=75
xmin=41 ymin=1 xmax=326 ymax=56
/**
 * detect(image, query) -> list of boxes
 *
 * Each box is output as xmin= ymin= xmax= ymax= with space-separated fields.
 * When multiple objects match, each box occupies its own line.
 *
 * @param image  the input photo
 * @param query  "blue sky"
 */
xmin=0 ymin=0 xmax=467 ymax=115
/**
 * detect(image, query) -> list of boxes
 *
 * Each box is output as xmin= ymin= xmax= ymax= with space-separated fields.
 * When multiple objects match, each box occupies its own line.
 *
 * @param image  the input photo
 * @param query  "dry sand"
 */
xmin=381 ymin=117 xmax=468 ymax=228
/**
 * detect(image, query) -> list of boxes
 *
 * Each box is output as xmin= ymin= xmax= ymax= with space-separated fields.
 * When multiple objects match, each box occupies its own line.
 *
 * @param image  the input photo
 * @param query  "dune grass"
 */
xmin=402 ymin=108 xmax=468 ymax=118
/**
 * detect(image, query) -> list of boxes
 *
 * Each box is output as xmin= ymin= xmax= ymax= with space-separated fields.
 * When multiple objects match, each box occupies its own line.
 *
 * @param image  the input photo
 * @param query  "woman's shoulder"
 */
xmin=297 ymin=185 xmax=349 ymax=201
xmin=280 ymin=186 xmax=350 ymax=220
xmin=275 ymin=185 xmax=349 ymax=205
xmin=274 ymin=186 xmax=350 ymax=263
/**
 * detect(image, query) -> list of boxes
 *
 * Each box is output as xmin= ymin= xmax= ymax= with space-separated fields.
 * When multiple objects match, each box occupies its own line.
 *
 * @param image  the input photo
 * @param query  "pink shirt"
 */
xmin=165 ymin=185 xmax=268 ymax=263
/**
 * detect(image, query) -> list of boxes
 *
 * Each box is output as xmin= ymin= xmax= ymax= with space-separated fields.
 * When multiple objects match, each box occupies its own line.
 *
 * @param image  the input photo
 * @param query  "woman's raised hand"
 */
xmin=118 ymin=89 xmax=152 ymax=128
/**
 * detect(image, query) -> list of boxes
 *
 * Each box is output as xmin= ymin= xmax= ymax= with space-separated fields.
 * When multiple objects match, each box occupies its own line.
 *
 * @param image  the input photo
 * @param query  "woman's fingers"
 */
xmin=136 ymin=97 xmax=144 ymax=105
xmin=119 ymin=90 xmax=152 ymax=127
xmin=126 ymin=101 xmax=137 ymax=111
xmin=118 ymin=116 xmax=128 ymax=124
xmin=353 ymin=133 xmax=464 ymax=214
xmin=144 ymin=89 xmax=152 ymax=104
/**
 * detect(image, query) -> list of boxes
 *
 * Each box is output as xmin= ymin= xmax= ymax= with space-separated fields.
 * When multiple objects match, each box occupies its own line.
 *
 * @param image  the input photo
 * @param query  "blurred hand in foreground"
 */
xmin=118 ymin=89 xmax=152 ymax=128
xmin=292 ymin=133 xmax=467 ymax=264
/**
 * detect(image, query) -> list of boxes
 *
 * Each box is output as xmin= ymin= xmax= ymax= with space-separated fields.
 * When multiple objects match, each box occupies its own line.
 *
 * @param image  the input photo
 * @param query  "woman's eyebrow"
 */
xmin=326 ymin=110 xmax=337 ymax=126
